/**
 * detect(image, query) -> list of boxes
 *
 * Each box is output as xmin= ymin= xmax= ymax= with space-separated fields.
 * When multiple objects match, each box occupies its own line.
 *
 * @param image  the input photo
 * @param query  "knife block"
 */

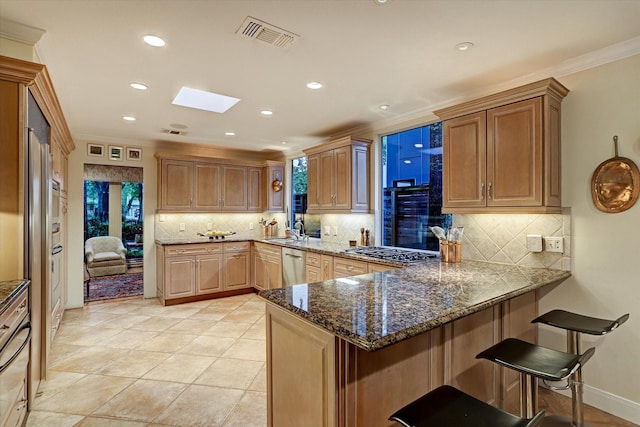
xmin=440 ymin=241 xmax=462 ymax=263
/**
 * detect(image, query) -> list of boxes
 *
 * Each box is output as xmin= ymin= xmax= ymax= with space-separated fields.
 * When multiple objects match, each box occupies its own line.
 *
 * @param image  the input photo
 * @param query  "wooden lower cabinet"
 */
xmin=266 ymin=303 xmax=336 ymax=427
xmin=157 ymin=242 xmax=251 ymax=305
xmin=253 ymin=242 xmax=282 ymax=290
xmin=367 ymin=262 xmax=398 ymax=273
xmin=265 ymin=291 xmax=538 ymax=426
xmin=333 ymin=256 xmax=367 ymax=278
xmin=306 ymin=252 xmax=334 ymax=282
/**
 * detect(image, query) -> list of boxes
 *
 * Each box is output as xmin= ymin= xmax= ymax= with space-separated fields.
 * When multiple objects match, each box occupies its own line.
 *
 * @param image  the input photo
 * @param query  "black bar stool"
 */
xmin=389 ymin=385 xmax=545 ymax=427
xmin=476 ymin=338 xmax=595 ymax=421
xmin=532 ymin=310 xmax=629 ymax=427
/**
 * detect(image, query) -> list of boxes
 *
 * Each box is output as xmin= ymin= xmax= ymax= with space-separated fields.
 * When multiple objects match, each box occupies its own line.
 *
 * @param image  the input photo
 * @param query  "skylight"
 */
xmin=171 ymin=87 xmax=241 ymax=113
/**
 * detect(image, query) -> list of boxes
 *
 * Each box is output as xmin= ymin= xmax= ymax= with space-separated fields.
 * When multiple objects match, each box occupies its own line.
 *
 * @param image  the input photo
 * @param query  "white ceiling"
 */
xmin=1 ymin=0 xmax=639 ymax=154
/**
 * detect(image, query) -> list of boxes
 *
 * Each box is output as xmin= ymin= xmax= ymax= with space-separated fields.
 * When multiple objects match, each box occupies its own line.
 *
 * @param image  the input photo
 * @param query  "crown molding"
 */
xmin=0 ymin=19 xmax=45 ymax=45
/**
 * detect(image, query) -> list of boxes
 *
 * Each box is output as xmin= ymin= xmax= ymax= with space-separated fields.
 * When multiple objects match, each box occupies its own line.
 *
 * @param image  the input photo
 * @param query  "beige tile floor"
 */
xmin=27 ymin=294 xmax=267 ymax=427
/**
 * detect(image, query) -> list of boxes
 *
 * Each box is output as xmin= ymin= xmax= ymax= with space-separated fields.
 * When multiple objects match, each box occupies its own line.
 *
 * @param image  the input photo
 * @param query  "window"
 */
xmin=291 ymin=157 xmax=321 ymax=237
xmin=381 ymin=123 xmax=451 ymax=250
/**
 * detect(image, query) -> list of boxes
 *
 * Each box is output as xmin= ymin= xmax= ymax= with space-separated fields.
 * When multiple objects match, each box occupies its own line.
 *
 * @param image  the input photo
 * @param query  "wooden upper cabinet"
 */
xmin=157 ymin=155 xmax=285 ymax=213
xmin=194 ymin=163 xmax=221 ymax=210
xmin=247 ymin=167 xmax=263 ymax=212
xmin=266 ymin=163 xmax=284 ymax=212
xmin=435 ymin=77 xmax=568 ymax=213
xmin=306 ymin=154 xmax=320 ymax=211
xmin=221 ymin=166 xmax=247 ymax=211
xmin=304 ymin=136 xmax=372 ymax=213
xmin=488 ymin=98 xmax=542 ymax=207
xmin=443 ymin=112 xmax=487 ymax=208
xmin=160 ymin=159 xmax=194 ymax=210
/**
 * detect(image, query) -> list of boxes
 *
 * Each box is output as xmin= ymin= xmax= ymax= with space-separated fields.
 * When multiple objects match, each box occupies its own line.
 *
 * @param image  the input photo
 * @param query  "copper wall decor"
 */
xmin=591 ymin=136 xmax=639 ymax=213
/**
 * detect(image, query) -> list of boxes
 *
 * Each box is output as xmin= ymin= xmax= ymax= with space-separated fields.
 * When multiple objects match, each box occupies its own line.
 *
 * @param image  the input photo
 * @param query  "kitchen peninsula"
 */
xmin=259 ymin=260 xmax=570 ymax=427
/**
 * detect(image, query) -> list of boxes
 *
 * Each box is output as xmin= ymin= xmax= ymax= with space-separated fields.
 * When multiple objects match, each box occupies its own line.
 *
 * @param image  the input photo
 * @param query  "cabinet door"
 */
xmin=196 ymin=254 xmax=223 ymax=294
xmin=333 ymin=146 xmax=351 ymax=209
xmin=266 ymin=257 xmax=283 ymax=289
xmin=319 ymin=151 xmax=335 ymax=209
xmin=221 ymin=166 xmax=247 ymax=211
xmin=247 ymin=167 xmax=263 ymax=212
xmin=306 ymin=265 xmax=321 ymax=283
xmin=321 ymin=256 xmax=334 ymax=280
xmin=253 ymin=252 xmax=267 ymax=291
xmin=352 ymin=145 xmax=369 ymax=211
xmin=194 ymin=163 xmax=221 ymax=210
xmin=443 ymin=112 xmax=487 ymax=208
xmin=165 ymin=256 xmax=196 ymax=298
xmin=224 ymin=252 xmax=250 ymax=290
xmin=267 ymin=165 xmax=284 ymax=212
xmin=161 ymin=160 xmax=193 ymax=210
xmin=307 ymin=154 xmax=321 ymax=210
xmin=487 ymin=98 xmax=542 ymax=207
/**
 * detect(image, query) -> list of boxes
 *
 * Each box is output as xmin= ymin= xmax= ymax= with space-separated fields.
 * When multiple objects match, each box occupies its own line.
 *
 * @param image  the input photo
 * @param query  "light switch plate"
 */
xmin=179 ymin=223 xmax=186 ymax=232
xmin=324 ymin=226 xmax=330 ymax=235
xmin=207 ymin=223 xmax=213 ymax=231
xmin=526 ymin=234 xmax=543 ymax=252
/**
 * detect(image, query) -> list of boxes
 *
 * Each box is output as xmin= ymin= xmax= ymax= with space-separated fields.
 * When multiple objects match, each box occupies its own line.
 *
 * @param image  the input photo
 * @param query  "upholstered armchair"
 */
xmin=85 ymin=236 xmax=127 ymax=277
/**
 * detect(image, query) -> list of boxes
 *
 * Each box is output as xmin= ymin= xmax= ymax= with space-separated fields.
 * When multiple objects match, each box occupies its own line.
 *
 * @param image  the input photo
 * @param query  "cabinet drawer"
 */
xmin=255 ymin=242 xmax=281 ymax=259
xmin=368 ymin=263 xmax=398 ymax=273
xmin=333 ymin=257 xmax=368 ymax=277
xmin=306 ymin=252 xmax=322 ymax=267
xmin=166 ymin=244 xmax=221 ymax=257
xmin=224 ymin=241 xmax=250 ymax=253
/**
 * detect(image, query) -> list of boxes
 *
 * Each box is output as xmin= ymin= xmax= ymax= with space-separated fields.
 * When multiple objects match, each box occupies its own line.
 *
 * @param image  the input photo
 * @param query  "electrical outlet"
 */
xmin=179 ymin=223 xmax=186 ymax=232
xmin=545 ymin=236 xmax=564 ymax=253
xmin=207 ymin=223 xmax=213 ymax=231
xmin=249 ymin=222 xmax=254 ymax=230
xmin=526 ymin=235 xmax=543 ymax=252
xmin=158 ymin=214 xmax=166 ymax=222
xmin=333 ymin=226 xmax=338 ymax=236
xmin=324 ymin=226 xmax=330 ymax=235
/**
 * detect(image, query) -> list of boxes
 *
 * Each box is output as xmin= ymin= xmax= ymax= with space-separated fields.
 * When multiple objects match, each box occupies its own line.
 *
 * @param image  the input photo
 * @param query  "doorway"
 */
xmin=83 ymin=165 xmax=143 ymax=302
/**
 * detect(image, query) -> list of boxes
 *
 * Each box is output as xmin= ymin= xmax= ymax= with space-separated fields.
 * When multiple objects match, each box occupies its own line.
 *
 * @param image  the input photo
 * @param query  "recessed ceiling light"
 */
xmin=225 ymin=131 xmax=236 ymax=136
xmin=123 ymin=116 xmax=136 ymax=121
xmin=306 ymin=81 xmax=323 ymax=90
xmin=261 ymin=110 xmax=273 ymax=116
xmin=403 ymin=160 xmax=411 ymax=164
xmin=374 ymin=0 xmax=389 ymax=4
xmin=281 ymin=141 xmax=287 ymax=145
xmin=143 ymin=35 xmax=165 ymax=47
xmin=379 ymin=104 xmax=390 ymax=110
xmin=130 ymin=82 xmax=148 ymax=90
xmin=455 ymin=42 xmax=474 ymax=52
xmin=172 ymin=87 xmax=240 ymax=113
xmin=414 ymin=143 xmax=424 ymax=148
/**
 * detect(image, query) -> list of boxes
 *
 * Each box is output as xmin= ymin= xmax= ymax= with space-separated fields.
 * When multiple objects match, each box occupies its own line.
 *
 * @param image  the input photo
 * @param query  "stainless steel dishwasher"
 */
xmin=281 ymin=247 xmax=306 ymax=286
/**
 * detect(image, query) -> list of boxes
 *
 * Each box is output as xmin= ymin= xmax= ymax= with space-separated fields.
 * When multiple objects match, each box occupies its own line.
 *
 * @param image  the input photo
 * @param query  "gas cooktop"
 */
xmin=343 ymin=246 xmax=437 ymax=263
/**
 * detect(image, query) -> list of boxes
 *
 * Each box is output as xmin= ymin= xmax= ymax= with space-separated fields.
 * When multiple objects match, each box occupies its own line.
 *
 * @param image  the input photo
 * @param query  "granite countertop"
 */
xmin=0 ymin=280 xmax=29 ymax=315
xmin=259 ymin=260 xmax=570 ymax=352
xmin=155 ymin=236 xmax=254 ymax=245
xmin=156 ymin=235 xmax=412 ymax=268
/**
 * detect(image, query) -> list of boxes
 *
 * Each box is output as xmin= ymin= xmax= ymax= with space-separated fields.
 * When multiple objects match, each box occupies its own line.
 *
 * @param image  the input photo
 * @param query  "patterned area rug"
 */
xmin=86 ymin=272 xmax=143 ymax=302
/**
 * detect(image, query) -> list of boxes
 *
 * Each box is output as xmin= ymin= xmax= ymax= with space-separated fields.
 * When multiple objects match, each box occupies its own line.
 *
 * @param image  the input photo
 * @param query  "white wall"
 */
xmin=66 ymin=141 xmax=157 ymax=308
xmin=538 ymin=55 xmax=640 ymax=421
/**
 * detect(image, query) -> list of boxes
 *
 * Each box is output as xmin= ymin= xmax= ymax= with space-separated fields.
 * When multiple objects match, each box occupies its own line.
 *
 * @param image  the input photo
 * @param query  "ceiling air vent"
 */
xmin=236 ymin=16 xmax=299 ymax=48
xmin=161 ymin=128 xmax=186 ymax=136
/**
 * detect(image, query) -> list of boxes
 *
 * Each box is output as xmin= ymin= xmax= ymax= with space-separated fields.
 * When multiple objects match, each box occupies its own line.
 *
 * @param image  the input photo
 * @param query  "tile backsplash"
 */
xmin=155 ymin=213 xmax=287 ymax=240
xmin=320 ymin=214 xmax=375 ymax=246
xmin=453 ymin=209 xmax=571 ymax=271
